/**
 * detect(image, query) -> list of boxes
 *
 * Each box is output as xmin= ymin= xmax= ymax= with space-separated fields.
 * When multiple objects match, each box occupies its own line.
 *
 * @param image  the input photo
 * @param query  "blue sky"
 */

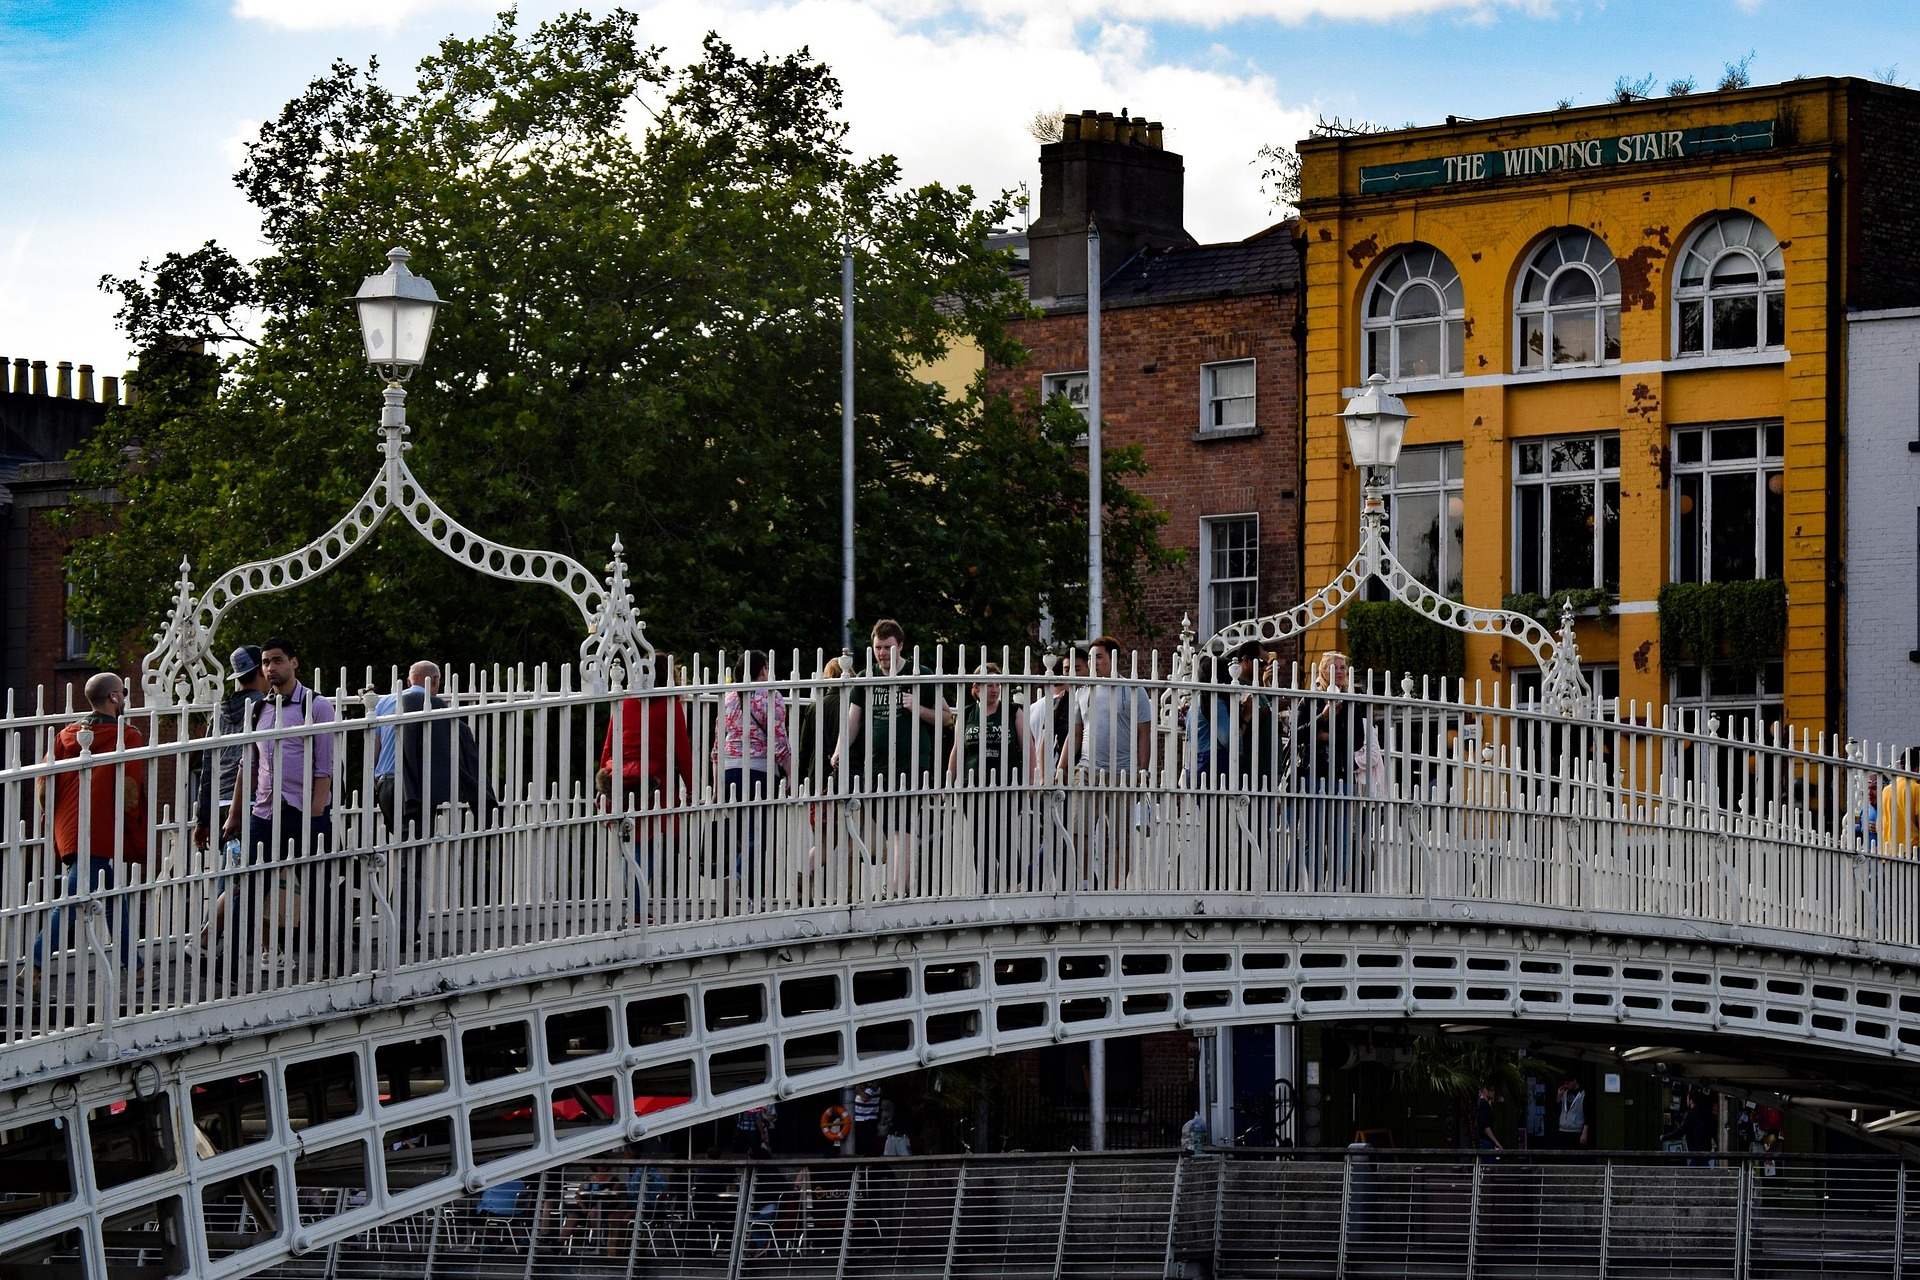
xmin=4 ymin=0 xmax=1919 ymax=372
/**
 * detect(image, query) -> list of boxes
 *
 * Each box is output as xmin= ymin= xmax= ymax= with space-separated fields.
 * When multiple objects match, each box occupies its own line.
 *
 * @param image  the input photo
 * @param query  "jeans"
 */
xmin=32 ymin=856 xmax=137 ymax=970
xmin=722 ymin=767 xmax=771 ymax=891
xmin=224 ymin=805 xmax=338 ymax=972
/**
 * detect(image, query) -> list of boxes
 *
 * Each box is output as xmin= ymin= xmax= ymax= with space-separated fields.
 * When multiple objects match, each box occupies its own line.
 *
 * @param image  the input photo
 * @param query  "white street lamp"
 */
xmin=354 ymin=247 xmax=442 ymax=382
xmin=1337 ymin=372 xmax=1412 ymax=476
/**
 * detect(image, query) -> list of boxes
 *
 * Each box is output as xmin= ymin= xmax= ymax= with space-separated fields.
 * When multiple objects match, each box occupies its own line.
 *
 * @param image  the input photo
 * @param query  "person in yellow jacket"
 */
xmin=1879 ymin=751 xmax=1920 ymax=856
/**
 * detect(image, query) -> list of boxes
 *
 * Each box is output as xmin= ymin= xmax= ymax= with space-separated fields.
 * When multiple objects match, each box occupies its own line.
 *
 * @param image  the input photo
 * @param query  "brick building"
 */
xmin=989 ymin=110 xmax=1305 ymax=651
xmin=1297 ymin=78 xmax=1920 ymax=733
xmin=0 ymin=355 xmax=122 ymax=707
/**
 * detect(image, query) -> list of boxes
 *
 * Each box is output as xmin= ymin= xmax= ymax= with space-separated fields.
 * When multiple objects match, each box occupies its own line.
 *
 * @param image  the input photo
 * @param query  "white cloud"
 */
xmin=220 ymin=120 xmax=262 ymax=170
xmin=232 ymin=0 xmax=496 ymax=32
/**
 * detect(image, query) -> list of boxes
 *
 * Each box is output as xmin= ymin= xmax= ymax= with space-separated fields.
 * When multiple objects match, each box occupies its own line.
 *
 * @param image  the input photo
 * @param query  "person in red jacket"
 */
xmin=598 ymin=658 xmax=693 ymax=918
xmin=29 ymin=672 xmax=147 ymax=985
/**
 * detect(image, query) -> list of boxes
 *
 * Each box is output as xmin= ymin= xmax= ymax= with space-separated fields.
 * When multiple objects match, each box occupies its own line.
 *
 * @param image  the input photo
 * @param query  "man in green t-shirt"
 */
xmin=831 ymin=619 xmax=949 ymax=895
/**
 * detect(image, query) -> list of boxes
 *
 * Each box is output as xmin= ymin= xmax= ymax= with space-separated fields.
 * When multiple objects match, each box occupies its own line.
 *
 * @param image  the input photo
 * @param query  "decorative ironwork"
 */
xmin=139 ymin=387 xmax=652 ymax=705
xmin=1207 ymin=473 xmax=1590 ymax=714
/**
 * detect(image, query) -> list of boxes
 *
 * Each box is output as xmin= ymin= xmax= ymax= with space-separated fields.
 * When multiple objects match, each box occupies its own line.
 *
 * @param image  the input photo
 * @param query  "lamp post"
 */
xmin=353 ymin=247 xmax=444 ymax=427
xmin=1195 ymin=374 xmax=1590 ymax=715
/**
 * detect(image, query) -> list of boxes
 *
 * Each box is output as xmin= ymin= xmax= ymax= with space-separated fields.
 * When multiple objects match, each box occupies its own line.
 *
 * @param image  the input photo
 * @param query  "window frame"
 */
xmin=1362 ymin=245 xmax=1466 ymax=383
xmin=1514 ymin=230 xmax=1622 ymax=372
xmin=1672 ymin=213 xmax=1786 ymax=358
xmin=1040 ymin=370 xmax=1089 ymax=422
xmin=1667 ymin=661 xmax=1785 ymax=741
xmin=1511 ymin=433 xmax=1621 ymax=597
xmin=1384 ymin=444 xmax=1465 ymax=599
xmin=1199 ymin=513 xmax=1260 ymax=639
xmin=1669 ymin=421 xmax=1785 ymax=584
xmin=1512 ymin=664 xmax=1620 ymax=717
xmin=1199 ymin=359 xmax=1257 ymax=435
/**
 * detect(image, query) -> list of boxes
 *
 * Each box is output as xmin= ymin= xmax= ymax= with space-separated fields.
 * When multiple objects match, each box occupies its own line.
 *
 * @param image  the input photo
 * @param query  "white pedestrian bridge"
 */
xmin=2 ymin=655 xmax=1918 ymax=1278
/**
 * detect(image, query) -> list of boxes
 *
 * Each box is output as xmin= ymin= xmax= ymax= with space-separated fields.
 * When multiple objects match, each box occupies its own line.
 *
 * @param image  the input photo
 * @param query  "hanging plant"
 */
xmin=1345 ymin=600 xmax=1466 ymax=684
xmin=1500 ymin=587 xmax=1616 ymax=631
xmin=1657 ymin=578 xmax=1786 ymax=673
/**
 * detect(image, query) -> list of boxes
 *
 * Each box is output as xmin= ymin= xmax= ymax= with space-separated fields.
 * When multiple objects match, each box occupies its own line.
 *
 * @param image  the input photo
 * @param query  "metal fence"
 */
xmin=226 ymin=1149 xmax=1920 ymax=1280
xmin=5 ymin=649 xmax=1918 ymax=1055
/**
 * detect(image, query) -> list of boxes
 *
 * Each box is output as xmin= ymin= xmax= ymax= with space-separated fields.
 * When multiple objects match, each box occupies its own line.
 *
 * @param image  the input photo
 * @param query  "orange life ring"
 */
xmin=820 ymin=1104 xmax=852 ymax=1142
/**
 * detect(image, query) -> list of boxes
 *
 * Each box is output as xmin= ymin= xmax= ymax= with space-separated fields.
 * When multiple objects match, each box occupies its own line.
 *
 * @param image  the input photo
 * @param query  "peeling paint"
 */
xmin=1463 ymin=316 xmax=1475 ymax=339
xmin=1627 ymin=381 xmax=1660 ymax=422
xmin=1319 ymin=227 xmax=1334 ymax=241
xmin=1471 ymin=251 xmax=1482 ymax=262
xmin=1642 ymin=224 xmax=1671 ymax=249
xmin=1346 ymin=233 xmax=1381 ymax=268
xmin=1649 ymin=441 xmax=1671 ymax=490
xmin=1488 ymin=652 xmax=1503 ymax=674
xmin=1633 ymin=640 xmax=1653 ymax=673
xmin=1473 ymin=416 xmax=1483 ymax=426
xmin=1618 ymin=243 xmax=1667 ymax=311
xmin=1477 ymin=355 xmax=1488 ymax=369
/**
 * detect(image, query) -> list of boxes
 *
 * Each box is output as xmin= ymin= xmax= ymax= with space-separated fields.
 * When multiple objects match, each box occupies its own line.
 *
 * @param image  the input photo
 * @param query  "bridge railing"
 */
xmin=2 ymin=649 xmax=1915 ymax=1055
xmin=218 ymin=1148 xmax=1920 ymax=1280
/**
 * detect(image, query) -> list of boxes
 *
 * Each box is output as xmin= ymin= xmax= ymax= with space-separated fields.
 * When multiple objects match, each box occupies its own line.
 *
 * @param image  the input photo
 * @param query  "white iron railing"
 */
xmin=2 ymin=649 xmax=1916 ymax=1053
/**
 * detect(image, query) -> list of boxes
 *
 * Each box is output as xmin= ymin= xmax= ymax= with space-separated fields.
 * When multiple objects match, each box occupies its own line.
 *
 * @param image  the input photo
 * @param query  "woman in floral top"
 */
xmin=713 ymin=651 xmax=790 ymax=896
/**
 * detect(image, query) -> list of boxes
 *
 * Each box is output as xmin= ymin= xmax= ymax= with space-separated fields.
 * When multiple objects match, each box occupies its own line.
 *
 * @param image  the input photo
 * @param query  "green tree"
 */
xmin=72 ymin=10 xmax=1170 ymax=677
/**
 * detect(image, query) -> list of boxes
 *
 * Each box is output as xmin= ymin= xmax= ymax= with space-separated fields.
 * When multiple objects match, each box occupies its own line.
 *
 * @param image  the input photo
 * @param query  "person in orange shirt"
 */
xmin=28 ymin=672 xmax=147 ymax=985
xmin=1879 ymin=749 xmax=1920 ymax=857
xmin=598 ymin=657 xmax=694 ymax=916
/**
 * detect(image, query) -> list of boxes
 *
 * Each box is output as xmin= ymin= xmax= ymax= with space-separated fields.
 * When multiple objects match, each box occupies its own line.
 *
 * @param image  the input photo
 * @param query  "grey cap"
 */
xmin=230 ymin=645 xmax=263 ymax=682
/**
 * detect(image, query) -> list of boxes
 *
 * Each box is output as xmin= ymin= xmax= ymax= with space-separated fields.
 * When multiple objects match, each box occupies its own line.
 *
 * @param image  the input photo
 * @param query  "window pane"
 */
xmin=1710 ymin=426 xmax=1756 ymax=460
xmin=1708 ymin=471 xmax=1757 ymax=581
xmin=1601 ymin=435 xmax=1620 ymax=469
xmin=1602 ymin=480 xmax=1619 ymax=593
xmin=1366 ymin=329 xmax=1391 ymax=378
xmin=1445 ymin=320 xmax=1464 ymax=375
xmin=1549 ymin=482 xmax=1596 ymax=591
xmin=1550 ymin=439 xmax=1594 ymax=474
xmin=1764 ymin=421 xmax=1783 ymax=456
xmin=1397 ymin=283 xmax=1442 ymax=319
xmin=1396 ymin=446 xmax=1443 ymax=485
xmin=1520 ymin=315 xmax=1545 ymax=368
xmin=1765 ymin=292 xmax=1785 ymax=348
xmin=1679 ymin=300 xmax=1704 ymax=354
xmin=1397 ymin=322 xmax=1442 ymax=378
xmin=1602 ymin=306 xmax=1621 ymax=360
xmin=1444 ymin=445 xmax=1464 ymax=478
xmin=1711 ymin=254 xmax=1759 ymax=287
xmin=1368 ymin=283 xmax=1396 ymax=318
xmin=1764 ymin=470 xmax=1783 ymax=578
xmin=1210 ymin=362 xmax=1255 ymax=399
xmin=1712 ymin=294 xmax=1758 ymax=350
xmin=1676 ymin=474 xmax=1703 ymax=583
xmin=1550 ymin=269 xmax=1597 ymax=304
xmin=1212 ymin=394 xmax=1255 ymax=428
xmin=1215 ymin=581 xmax=1258 ymax=629
xmin=1676 ymin=430 xmax=1703 ymax=465
xmin=1517 ymin=485 xmax=1543 ymax=595
xmin=1396 ymin=491 xmax=1443 ymax=591
xmin=1443 ymin=492 xmax=1464 ymax=599
xmin=1551 ymin=309 xmax=1597 ymax=365
xmin=1518 ymin=442 xmax=1543 ymax=475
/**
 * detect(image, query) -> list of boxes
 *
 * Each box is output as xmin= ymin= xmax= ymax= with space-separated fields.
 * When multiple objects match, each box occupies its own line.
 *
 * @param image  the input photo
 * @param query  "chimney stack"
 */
xmin=1027 ymin=106 xmax=1189 ymax=302
xmin=56 ymin=361 xmax=73 ymax=399
xmin=31 ymin=360 xmax=47 ymax=397
xmin=11 ymin=359 xmax=26 ymax=395
xmin=102 ymin=375 xmax=118 ymax=405
xmin=78 ymin=365 xmax=95 ymax=402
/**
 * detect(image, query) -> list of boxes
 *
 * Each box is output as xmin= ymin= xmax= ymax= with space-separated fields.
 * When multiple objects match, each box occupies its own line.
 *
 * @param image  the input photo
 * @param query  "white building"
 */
xmin=1845 ymin=307 xmax=1920 ymax=752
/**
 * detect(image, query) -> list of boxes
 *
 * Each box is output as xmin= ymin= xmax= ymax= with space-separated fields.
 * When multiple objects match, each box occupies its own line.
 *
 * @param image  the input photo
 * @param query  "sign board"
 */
xmin=1604 ymin=1072 xmax=1623 ymax=1094
xmin=1358 ymin=119 xmax=1776 ymax=195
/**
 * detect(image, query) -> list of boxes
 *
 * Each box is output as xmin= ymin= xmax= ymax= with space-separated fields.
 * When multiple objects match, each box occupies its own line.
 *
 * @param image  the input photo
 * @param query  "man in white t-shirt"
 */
xmin=1061 ymin=637 xmax=1155 ymax=888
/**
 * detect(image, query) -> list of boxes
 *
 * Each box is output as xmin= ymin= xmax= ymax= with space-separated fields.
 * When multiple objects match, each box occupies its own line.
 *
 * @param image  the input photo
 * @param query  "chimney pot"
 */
xmin=1147 ymin=122 xmax=1164 ymax=149
xmin=123 ymin=370 xmax=137 ymax=406
xmin=1063 ymin=113 xmax=1080 ymax=142
xmin=31 ymin=360 xmax=48 ymax=397
xmin=56 ymin=361 xmax=73 ymax=399
xmin=11 ymin=359 xmax=26 ymax=395
xmin=1115 ymin=118 xmax=1134 ymax=146
xmin=102 ymin=375 xmax=119 ymax=406
xmin=78 ymin=364 xmax=95 ymax=402
xmin=1097 ymin=111 xmax=1115 ymax=143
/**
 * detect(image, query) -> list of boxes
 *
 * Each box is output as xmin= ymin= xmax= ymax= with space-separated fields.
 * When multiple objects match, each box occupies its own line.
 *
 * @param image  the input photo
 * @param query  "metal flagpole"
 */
xmin=842 ymin=233 xmax=856 ymax=655
xmin=1087 ymin=215 xmax=1103 ymax=639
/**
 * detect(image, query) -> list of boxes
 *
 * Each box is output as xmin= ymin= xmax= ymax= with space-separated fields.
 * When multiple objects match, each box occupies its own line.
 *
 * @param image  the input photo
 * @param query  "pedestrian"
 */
xmin=598 ymin=656 xmax=693 ymax=919
xmin=1554 ymin=1074 xmax=1590 ymax=1149
xmin=948 ymin=663 xmax=1029 ymax=891
xmin=1289 ymin=650 xmax=1381 ymax=891
xmin=27 ymin=672 xmax=147 ymax=992
xmin=713 ymin=650 xmax=790 ymax=907
xmin=832 ymin=620 xmax=948 ymax=896
xmin=1192 ymin=641 xmax=1261 ymax=783
xmin=191 ymin=645 xmax=266 ymax=851
xmin=378 ymin=660 xmax=498 ymax=957
xmin=1879 ymin=748 xmax=1920 ymax=856
xmin=218 ymin=635 xmax=339 ymax=979
xmin=1476 ymin=1084 xmax=1503 ymax=1151
xmin=372 ymin=660 xmax=436 ymax=831
xmin=1062 ymin=636 xmax=1153 ymax=888
xmin=1663 ymin=1090 xmax=1715 ymax=1165
xmin=852 ymin=1083 xmax=883 ymax=1156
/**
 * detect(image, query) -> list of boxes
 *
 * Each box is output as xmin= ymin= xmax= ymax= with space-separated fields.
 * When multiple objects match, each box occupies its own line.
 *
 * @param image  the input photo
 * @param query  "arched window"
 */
xmin=1674 ymin=213 xmax=1785 ymax=356
xmin=1515 ymin=230 xmax=1620 ymax=371
xmin=1362 ymin=245 xmax=1464 ymax=380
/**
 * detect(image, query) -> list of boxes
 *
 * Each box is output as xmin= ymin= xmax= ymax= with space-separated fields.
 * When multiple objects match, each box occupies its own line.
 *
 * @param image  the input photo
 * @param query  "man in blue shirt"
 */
xmin=373 ymin=660 xmax=439 ymax=825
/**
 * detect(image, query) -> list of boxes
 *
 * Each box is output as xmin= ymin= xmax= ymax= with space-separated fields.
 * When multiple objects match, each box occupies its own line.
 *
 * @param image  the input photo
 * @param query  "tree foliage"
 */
xmin=71 ymin=10 xmax=1171 ymax=676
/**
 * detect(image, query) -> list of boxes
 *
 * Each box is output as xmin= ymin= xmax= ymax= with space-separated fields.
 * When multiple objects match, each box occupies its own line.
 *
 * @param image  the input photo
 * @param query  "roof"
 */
xmin=1097 ymin=222 xmax=1299 ymax=306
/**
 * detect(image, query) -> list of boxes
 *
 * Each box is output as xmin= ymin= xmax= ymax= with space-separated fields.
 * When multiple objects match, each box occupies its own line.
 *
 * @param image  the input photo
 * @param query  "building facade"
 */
xmin=991 ymin=111 xmax=1304 ymax=649
xmin=1298 ymin=79 xmax=1920 ymax=732
xmin=1844 ymin=307 xmax=1920 ymax=752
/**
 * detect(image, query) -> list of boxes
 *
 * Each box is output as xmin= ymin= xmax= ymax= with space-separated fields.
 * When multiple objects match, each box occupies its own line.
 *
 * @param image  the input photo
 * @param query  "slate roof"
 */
xmin=1098 ymin=221 xmax=1299 ymax=305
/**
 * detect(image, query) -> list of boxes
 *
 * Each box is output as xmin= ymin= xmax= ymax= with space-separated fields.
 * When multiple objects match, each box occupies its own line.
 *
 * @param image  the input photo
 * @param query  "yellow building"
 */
xmin=1298 ymin=78 xmax=1920 ymax=733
